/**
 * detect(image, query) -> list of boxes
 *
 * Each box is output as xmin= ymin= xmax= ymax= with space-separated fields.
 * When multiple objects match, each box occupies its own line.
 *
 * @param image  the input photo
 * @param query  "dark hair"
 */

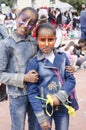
xmin=78 ymin=39 xmax=85 ymax=44
xmin=36 ymin=22 xmax=56 ymax=38
xmin=18 ymin=7 xmax=38 ymax=23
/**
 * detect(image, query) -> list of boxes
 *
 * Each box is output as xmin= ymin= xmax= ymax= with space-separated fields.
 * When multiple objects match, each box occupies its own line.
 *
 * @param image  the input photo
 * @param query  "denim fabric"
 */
xmin=0 ymin=24 xmax=9 ymax=40
xmin=9 ymin=95 xmax=38 ymax=130
xmin=80 ymin=9 xmax=86 ymax=40
xmin=26 ymin=50 xmax=76 ymax=124
xmin=0 ymin=30 xmax=38 ymax=130
xmin=53 ymin=105 xmax=69 ymax=130
xmin=34 ymin=105 xmax=69 ymax=130
xmin=81 ymin=29 xmax=86 ymax=40
xmin=0 ymin=30 xmax=37 ymax=95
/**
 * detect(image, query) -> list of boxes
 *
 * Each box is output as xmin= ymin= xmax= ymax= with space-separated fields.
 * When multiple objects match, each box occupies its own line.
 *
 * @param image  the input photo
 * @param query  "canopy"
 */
xmin=54 ymin=1 xmax=73 ymax=13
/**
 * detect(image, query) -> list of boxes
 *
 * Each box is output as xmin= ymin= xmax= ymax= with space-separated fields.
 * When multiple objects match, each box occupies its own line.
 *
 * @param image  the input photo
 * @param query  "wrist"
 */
xmin=23 ymin=74 xmax=28 ymax=82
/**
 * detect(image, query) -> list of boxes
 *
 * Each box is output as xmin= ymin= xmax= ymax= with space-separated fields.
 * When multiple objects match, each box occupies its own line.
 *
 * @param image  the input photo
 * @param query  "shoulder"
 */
xmin=27 ymin=55 xmax=38 ymax=67
xmin=26 ymin=55 xmax=38 ymax=71
xmin=56 ymin=51 xmax=67 ymax=57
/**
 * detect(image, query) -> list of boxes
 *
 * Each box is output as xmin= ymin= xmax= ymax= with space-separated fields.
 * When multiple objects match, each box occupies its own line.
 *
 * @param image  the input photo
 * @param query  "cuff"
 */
xmin=12 ymin=74 xmax=25 ymax=88
xmin=36 ymin=111 xmax=48 ymax=124
xmin=55 ymin=90 xmax=68 ymax=104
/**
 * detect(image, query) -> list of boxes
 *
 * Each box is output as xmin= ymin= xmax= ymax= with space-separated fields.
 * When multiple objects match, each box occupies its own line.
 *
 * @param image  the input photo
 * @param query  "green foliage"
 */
xmin=61 ymin=0 xmax=86 ymax=12
xmin=1 ymin=0 xmax=16 ymax=7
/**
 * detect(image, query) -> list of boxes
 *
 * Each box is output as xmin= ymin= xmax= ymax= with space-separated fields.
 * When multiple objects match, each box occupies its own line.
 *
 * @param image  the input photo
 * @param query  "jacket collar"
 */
xmin=11 ymin=30 xmax=35 ymax=43
xmin=37 ymin=49 xmax=58 ymax=61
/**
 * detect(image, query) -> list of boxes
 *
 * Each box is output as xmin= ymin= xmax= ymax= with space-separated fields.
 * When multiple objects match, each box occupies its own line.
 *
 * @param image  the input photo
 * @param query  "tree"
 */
xmin=1 ymin=0 xmax=16 ymax=7
xmin=61 ymin=0 xmax=86 ymax=13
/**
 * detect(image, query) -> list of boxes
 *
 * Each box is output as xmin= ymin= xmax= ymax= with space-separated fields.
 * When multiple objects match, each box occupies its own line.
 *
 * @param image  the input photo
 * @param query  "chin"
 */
xmin=44 ymin=51 xmax=51 ymax=54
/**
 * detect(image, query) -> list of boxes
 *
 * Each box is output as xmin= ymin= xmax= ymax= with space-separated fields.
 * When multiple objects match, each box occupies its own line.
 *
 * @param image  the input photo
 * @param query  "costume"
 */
xmin=26 ymin=50 xmax=76 ymax=130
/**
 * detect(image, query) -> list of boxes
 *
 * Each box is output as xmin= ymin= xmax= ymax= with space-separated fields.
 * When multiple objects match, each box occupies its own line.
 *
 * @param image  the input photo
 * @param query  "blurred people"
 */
xmin=80 ymin=4 xmax=86 ymax=40
xmin=55 ymin=8 xmax=62 ymax=28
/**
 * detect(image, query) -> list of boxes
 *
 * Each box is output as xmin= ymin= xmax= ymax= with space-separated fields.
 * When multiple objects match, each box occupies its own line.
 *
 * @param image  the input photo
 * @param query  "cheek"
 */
xmin=38 ymin=42 xmax=45 ymax=48
xmin=49 ymin=42 xmax=54 ymax=47
xmin=38 ymin=43 xmax=44 ymax=50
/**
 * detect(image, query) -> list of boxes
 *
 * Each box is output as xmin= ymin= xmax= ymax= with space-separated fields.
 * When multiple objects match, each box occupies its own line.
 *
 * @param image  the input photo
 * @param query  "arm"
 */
xmin=54 ymin=53 xmax=76 ymax=105
xmin=0 ymin=24 xmax=9 ymax=39
xmin=26 ymin=58 xmax=49 ymax=126
xmin=0 ymin=39 xmax=38 ymax=88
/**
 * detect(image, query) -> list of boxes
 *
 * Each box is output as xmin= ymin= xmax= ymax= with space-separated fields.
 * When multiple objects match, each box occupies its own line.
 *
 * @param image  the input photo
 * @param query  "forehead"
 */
xmin=19 ymin=10 xmax=37 ymax=20
xmin=38 ymin=28 xmax=55 ymax=36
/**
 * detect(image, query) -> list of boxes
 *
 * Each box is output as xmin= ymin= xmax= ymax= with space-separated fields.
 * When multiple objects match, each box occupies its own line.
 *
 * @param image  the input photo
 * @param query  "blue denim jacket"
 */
xmin=0 ymin=24 xmax=9 ymax=40
xmin=26 ymin=50 xmax=76 ymax=124
xmin=0 ymin=30 xmax=37 ymax=97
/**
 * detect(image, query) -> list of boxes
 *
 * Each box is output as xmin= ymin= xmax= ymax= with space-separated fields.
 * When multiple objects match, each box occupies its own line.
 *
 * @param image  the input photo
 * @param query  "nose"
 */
xmin=45 ymin=39 xmax=49 ymax=46
xmin=24 ymin=19 xmax=30 ymax=27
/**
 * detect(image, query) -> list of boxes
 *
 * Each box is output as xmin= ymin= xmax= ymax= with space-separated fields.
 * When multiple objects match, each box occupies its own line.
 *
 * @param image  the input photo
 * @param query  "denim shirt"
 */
xmin=0 ymin=30 xmax=37 ymax=97
xmin=26 ymin=50 xmax=76 ymax=124
xmin=0 ymin=24 xmax=9 ymax=40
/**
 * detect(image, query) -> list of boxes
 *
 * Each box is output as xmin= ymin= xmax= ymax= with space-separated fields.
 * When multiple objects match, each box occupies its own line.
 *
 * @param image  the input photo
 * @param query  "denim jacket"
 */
xmin=0 ymin=24 xmax=9 ymax=40
xmin=26 ymin=50 xmax=76 ymax=124
xmin=0 ymin=30 xmax=37 ymax=97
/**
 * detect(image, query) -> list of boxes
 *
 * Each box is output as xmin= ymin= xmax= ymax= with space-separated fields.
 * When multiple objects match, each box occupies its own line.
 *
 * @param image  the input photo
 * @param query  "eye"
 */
xmin=48 ymin=38 xmax=55 ymax=42
xmin=29 ymin=21 xmax=36 ymax=26
xmin=21 ymin=17 xmax=27 ymax=22
xmin=39 ymin=38 xmax=45 ymax=42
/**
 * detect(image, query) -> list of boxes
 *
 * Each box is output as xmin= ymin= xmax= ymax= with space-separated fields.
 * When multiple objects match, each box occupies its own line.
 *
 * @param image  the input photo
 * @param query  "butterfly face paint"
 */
xmin=18 ymin=14 xmax=36 ymax=30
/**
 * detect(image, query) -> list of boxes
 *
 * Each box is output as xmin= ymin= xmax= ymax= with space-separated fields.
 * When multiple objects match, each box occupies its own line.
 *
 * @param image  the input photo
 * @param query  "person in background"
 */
xmin=55 ymin=8 xmax=62 ymax=28
xmin=75 ymin=39 xmax=86 ymax=68
xmin=80 ymin=4 xmax=86 ymax=40
xmin=0 ymin=24 xmax=9 ymax=102
xmin=0 ymin=7 xmax=39 ymax=130
xmin=26 ymin=23 xmax=76 ymax=130
xmin=32 ymin=14 xmax=48 ymax=38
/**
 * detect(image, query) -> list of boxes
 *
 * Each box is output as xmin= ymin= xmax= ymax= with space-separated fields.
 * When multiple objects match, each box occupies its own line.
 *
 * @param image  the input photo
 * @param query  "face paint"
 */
xmin=37 ymin=36 xmax=55 ymax=48
xmin=18 ymin=14 xmax=36 ymax=30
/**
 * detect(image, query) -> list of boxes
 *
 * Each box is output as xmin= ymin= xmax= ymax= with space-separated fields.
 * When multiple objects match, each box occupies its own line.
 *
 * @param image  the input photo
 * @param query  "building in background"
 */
xmin=17 ymin=0 xmax=59 ymax=9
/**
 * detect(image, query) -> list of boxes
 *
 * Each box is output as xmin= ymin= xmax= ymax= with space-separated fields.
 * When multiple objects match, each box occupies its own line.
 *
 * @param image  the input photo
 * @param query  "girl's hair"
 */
xmin=78 ymin=39 xmax=85 ymax=44
xmin=36 ymin=22 xmax=56 ymax=38
xmin=65 ymin=41 xmax=75 ymax=51
xmin=17 ymin=7 xmax=38 ymax=23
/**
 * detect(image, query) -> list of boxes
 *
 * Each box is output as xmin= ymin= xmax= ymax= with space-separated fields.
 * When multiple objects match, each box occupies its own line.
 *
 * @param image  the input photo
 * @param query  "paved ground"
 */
xmin=0 ymin=69 xmax=86 ymax=130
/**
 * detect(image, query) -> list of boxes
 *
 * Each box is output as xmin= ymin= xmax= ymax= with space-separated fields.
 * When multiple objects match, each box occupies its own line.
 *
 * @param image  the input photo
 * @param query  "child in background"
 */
xmin=64 ymin=41 xmax=78 ymax=69
xmin=26 ymin=23 xmax=76 ymax=130
xmin=75 ymin=39 xmax=86 ymax=68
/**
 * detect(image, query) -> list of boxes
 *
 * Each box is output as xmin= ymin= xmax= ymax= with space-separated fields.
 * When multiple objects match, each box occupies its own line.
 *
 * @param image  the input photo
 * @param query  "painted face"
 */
xmin=37 ymin=29 xmax=56 ymax=54
xmin=16 ymin=10 xmax=37 ymax=35
xmin=18 ymin=14 xmax=36 ymax=30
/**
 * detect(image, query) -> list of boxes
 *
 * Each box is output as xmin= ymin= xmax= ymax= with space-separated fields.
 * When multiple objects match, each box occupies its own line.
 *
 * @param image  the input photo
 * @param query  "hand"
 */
xmin=50 ymin=95 xmax=60 ymax=106
xmin=40 ymin=120 xmax=51 ymax=130
xmin=65 ymin=65 xmax=74 ymax=74
xmin=24 ymin=70 xmax=39 ymax=83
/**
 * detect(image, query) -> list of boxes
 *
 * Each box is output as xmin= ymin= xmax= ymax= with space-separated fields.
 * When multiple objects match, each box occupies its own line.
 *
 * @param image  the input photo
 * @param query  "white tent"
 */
xmin=54 ymin=1 xmax=73 ymax=13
